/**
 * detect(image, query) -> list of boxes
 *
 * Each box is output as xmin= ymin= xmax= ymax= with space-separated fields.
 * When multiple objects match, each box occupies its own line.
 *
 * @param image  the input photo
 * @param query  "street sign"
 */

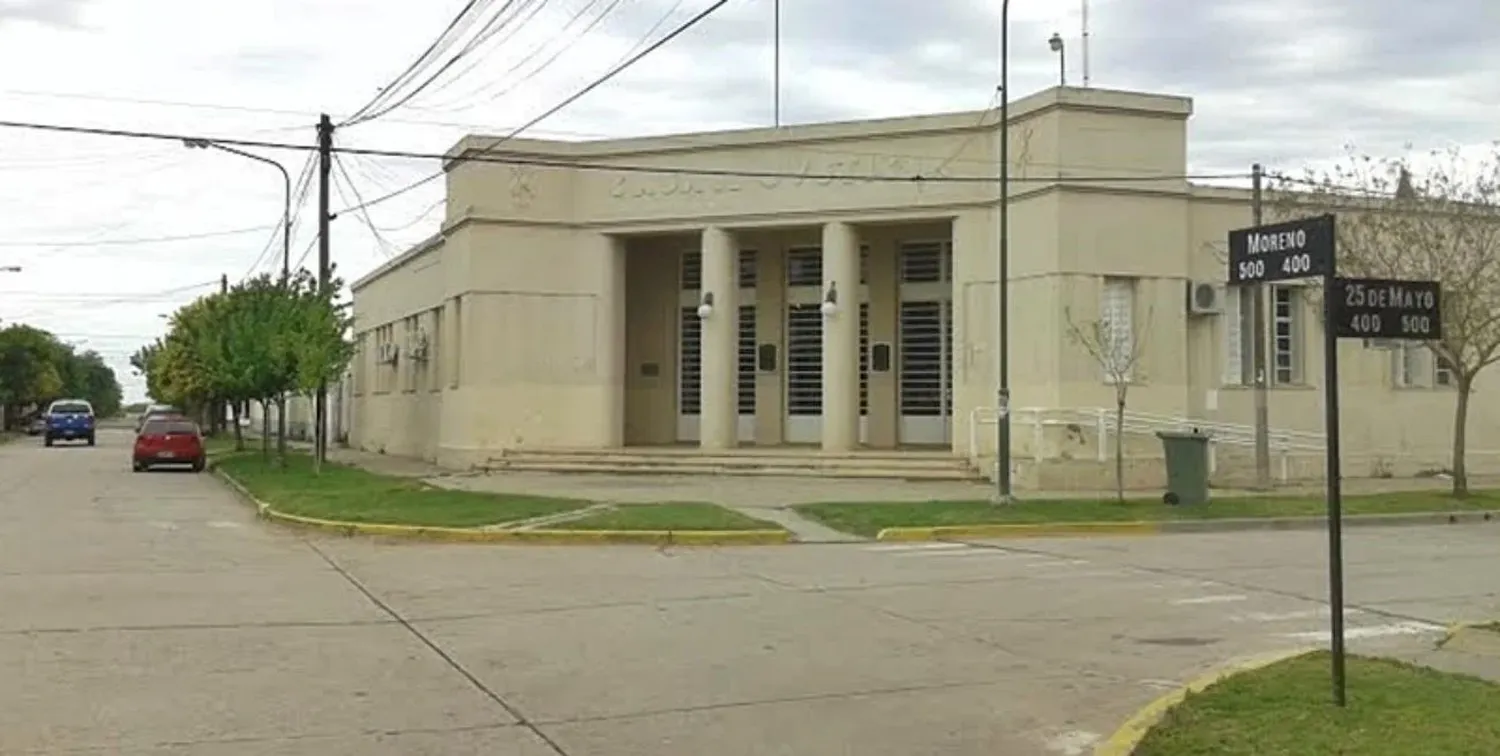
xmin=1330 ymin=278 xmax=1443 ymax=340
xmin=1227 ymin=214 xmax=1336 ymax=285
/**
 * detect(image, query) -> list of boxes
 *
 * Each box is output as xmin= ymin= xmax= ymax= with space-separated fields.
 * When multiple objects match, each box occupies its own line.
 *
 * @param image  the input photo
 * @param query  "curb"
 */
xmin=875 ymin=510 xmax=1500 ymax=542
xmin=877 ymin=521 xmax=1162 ymax=541
xmin=209 ymin=465 xmax=791 ymax=546
xmin=1094 ymin=648 xmax=1315 ymax=756
xmin=1437 ymin=622 xmax=1500 ymax=654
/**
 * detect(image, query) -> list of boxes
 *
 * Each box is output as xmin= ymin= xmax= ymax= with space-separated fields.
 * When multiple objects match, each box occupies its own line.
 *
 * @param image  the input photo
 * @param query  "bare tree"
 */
xmin=1270 ymin=146 xmax=1500 ymax=497
xmin=1065 ymin=303 xmax=1154 ymax=502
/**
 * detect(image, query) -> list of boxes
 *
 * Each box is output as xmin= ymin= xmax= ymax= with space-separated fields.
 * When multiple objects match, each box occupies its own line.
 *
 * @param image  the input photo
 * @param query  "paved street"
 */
xmin=3 ymin=429 xmax=1498 ymax=755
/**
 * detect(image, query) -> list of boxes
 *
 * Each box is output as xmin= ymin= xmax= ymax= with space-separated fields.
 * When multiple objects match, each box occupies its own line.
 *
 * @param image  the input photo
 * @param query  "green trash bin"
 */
xmin=1156 ymin=430 xmax=1212 ymax=506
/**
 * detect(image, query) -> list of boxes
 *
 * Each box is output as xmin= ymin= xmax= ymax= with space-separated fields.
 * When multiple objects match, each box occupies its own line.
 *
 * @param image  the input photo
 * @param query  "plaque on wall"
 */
xmin=640 ymin=362 xmax=660 ymax=378
xmin=871 ymin=342 xmax=892 ymax=372
xmin=757 ymin=343 xmax=778 ymax=372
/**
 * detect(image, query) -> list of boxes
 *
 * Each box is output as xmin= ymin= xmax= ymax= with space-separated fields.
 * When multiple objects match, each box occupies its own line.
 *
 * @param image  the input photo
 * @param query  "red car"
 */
xmin=132 ymin=418 xmax=207 ymax=473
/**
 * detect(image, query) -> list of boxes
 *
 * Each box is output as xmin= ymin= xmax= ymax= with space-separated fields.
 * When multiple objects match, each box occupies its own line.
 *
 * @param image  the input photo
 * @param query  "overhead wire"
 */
xmin=332 ymin=153 xmax=398 ymax=258
xmin=405 ymin=0 xmax=558 ymax=111
xmin=0 ymin=116 xmax=1256 ymax=191
xmin=0 ymin=224 xmax=274 ymax=248
xmin=340 ymin=0 xmax=503 ymax=126
xmin=416 ymin=0 xmax=635 ymax=115
xmin=331 ymin=0 xmax=739 ymax=213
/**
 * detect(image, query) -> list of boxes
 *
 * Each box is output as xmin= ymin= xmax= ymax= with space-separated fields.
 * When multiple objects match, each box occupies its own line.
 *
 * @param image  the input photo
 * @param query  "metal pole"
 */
xmin=1059 ymin=46 xmax=1066 ymax=87
xmin=1322 ymin=251 xmax=1347 ymax=707
xmin=315 ymin=114 xmax=334 ymax=464
xmin=995 ymin=0 xmax=1013 ymax=503
xmin=1081 ymin=0 xmax=1091 ymax=87
xmin=773 ymin=0 xmax=780 ymax=127
xmin=1251 ymin=164 xmax=1271 ymax=488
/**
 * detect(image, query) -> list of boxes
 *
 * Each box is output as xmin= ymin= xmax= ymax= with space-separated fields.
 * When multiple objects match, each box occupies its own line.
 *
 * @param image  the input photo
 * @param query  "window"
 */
xmin=1436 ymin=353 xmax=1456 ymax=387
xmin=1223 ymin=287 xmax=1255 ymax=385
xmin=1394 ymin=343 xmax=1425 ymax=387
xmin=1099 ymin=277 xmax=1136 ymax=383
xmin=450 ymin=296 xmax=463 ymax=389
xmin=1272 ymin=286 xmax=1303 ymax=384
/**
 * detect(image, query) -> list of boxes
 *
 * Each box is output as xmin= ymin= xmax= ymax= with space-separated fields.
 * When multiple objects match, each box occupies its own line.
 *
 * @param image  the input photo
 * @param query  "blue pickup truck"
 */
xmin=44 ymin=399 xmax=96 ymax=447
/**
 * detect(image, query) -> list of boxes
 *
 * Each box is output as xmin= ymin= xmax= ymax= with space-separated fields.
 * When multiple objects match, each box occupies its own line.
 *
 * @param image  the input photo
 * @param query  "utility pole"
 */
xmin=994 ymin=0 xmax=1014 ymax=504
xmin=1251 ymin=163 xmax=1271 ymax=489
xmin=315 ymin=114 xmax=334 ymax=465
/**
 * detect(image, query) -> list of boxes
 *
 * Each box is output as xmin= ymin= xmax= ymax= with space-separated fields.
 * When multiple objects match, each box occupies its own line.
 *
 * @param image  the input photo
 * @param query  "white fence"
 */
xmin=967 ymin=406 xmax=1326 ymax=482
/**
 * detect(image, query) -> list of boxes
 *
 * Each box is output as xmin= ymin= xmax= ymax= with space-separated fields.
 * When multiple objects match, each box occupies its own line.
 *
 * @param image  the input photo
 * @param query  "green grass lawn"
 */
xmin=793 ymin=489 xmax=1500 ymax=537
xmin=561 ymin=503 xmax=784 ymax=531
xmin=1133 ymin=651 xmax=1500 ymax=756
xmin=216 ymin=452 xmax=588 ymax=528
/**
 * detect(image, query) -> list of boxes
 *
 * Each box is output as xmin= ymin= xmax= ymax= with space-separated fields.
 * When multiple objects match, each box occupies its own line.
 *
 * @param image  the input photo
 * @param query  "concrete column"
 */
xmin=822 ymin=221 xmax=861 ymax=450
xmin=700 ymin=226 xmax=739 ymax=449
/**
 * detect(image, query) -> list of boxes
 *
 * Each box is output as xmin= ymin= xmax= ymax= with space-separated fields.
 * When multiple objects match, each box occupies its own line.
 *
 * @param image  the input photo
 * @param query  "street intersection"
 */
xmin=2 ymin=430 xmax=1495 ymax=755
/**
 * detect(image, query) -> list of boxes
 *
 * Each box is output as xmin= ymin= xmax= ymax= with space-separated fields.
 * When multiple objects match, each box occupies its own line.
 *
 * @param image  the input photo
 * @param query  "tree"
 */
xmin=132 ymin=269 xmax=353 ymax=471
xmin=0 ymin=324 xmax=123 ymax=425
xmin=1065 ymin=302 xmax=1154 ymax=502
xmin=1270 ymin=146 xmax=1500 ymax=497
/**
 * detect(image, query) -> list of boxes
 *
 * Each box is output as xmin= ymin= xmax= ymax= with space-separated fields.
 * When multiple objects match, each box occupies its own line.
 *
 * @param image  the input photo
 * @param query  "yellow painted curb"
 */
xmin=1094 ymin=648 xmax=1316 ymax=756
xmin=211 ymin=466 xmax=790 ymax=546
xmin=1437 ymin=621 xmax=1500 ymax=653
xmin=876 ymin=521 xmax=1163 ymax=542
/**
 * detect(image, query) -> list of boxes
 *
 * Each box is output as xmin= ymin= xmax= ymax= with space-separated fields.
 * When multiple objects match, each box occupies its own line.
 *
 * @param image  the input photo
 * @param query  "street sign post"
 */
xmin=1227 ymin=214 xmax=1440 ymax=709
xmin=1330 ymin=278 xmax=1443 ymax=341
xmin=1227 ymin=214 xmax=1336 ymax=285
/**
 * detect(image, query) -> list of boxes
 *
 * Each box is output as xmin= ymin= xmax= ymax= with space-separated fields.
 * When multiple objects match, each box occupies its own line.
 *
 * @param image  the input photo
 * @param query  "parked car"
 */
xmin=132 ymin=418 xmax=206 ymax=473
xmin=136 ymin=404 xmax=185 ymax=433
xmin=25 ymin=415 xmax=46 ymax=436
xmin=43 ymin=399 xmax=95 ymax=447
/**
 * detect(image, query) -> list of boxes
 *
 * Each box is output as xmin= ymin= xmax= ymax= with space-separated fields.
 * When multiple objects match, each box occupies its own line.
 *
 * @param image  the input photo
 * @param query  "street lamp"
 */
xmin=182 ymin=139 xmax=292 ymax=277
xmin=1048 ymin=32 xmax=1066 ymax=86
xmin=994 ymin=0 xmax=1015 ymax=504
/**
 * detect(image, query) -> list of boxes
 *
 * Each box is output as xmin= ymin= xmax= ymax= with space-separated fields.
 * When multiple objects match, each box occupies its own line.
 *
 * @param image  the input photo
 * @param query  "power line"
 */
xmin=0 ymin=224 xmax=274 ymax=248
xmin=340 ymin=0 xmax=498 ymax=126
xmin=419 ymin=0 xmax=633 ymax=115
xmin=0 ymin=116 xmax=1253 ymax=186
xmin=331 ymin=0 xmax=737 ymax=212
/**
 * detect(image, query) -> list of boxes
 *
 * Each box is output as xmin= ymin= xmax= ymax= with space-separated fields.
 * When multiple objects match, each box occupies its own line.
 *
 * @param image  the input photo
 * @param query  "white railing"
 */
xmin=967 ymin=406 xmax=1326 ymax=482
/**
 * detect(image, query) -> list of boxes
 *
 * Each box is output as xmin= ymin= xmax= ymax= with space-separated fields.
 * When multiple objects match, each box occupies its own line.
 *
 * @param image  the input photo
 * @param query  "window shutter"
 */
xmin=1224 ymin=287 xmax=1242 ymax=385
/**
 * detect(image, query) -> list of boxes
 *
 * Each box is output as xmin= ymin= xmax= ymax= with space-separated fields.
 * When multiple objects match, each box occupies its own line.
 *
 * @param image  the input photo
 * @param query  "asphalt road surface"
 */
xmin=3 ymin=429 xmax=1497 ymax=755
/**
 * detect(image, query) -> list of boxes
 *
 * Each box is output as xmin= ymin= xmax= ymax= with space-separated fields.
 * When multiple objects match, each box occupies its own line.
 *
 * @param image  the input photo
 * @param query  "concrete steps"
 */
xmin=483 ymin=447 xmax=986 ymax=481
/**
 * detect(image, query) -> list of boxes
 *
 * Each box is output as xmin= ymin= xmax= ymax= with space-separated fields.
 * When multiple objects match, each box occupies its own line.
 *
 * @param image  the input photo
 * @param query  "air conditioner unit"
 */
xmin=1186 ymin=281 xmax=1224 ymax=316
xmin=410 ymin=333 xmax=430 ymax=361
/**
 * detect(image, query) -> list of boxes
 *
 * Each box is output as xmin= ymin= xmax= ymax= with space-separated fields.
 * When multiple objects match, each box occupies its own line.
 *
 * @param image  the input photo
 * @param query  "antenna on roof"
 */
xmin=1081 ymin=0 xmax=1091 ymax=87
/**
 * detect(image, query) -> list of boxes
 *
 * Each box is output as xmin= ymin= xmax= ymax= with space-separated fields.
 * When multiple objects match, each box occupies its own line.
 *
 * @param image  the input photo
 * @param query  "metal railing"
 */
xmin=967 ymin=406 xmax=1326 ymax=482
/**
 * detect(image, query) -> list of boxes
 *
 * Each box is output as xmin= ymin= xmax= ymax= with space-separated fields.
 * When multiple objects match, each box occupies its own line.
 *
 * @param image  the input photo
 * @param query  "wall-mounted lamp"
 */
xmin=696 ymin=291 xmax=715 ymax=319
xmin=820 ymin=282 xmax=839 ymax=317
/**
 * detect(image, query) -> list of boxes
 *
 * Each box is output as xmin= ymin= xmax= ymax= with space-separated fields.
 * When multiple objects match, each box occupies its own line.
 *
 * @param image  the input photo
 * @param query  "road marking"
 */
xmin=1044 ymin=730 xmax=1100 ymax=755
xmin=1231 ymin=608 xmax=1363 ymax=623
xmin=1278 ymin=621 xmax=1444 ymax=641
xmin=1171 ymin=594 xmax=1249 ymax=606
xmin=868 ymin=543 xmax=968 ymax=552
xmin=206 ymin=521 xmax=243 ymax=529
xmin=148 ymin=521 xmax=179 ymax=531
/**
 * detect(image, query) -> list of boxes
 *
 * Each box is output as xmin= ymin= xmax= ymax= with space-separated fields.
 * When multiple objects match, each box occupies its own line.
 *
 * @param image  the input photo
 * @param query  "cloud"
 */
xmin=0 ymin=0 xmax=89 ymax=28
xmin=1 ymin=0 xmax=1496 ymax=401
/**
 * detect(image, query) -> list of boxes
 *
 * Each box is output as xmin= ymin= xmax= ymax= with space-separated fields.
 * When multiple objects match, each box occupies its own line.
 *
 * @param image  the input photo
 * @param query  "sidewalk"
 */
xmin=234 ymin=438 xmax=1498 ymax=543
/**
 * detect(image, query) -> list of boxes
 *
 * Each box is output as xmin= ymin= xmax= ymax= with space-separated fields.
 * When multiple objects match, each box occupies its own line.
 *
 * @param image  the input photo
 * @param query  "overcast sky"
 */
xmin=1 ymin=0 xmax=1496 ymax=402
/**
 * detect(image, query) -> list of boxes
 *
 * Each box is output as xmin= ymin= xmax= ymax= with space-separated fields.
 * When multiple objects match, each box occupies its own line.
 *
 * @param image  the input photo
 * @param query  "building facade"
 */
xmin=347 ymin=86 xmax=1499 ymax=487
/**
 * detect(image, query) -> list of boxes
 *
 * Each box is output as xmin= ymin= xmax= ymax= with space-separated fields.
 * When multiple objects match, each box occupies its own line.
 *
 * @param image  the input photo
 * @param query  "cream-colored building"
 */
xmin=347 ymin=85 xmax=1498 ymax=488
